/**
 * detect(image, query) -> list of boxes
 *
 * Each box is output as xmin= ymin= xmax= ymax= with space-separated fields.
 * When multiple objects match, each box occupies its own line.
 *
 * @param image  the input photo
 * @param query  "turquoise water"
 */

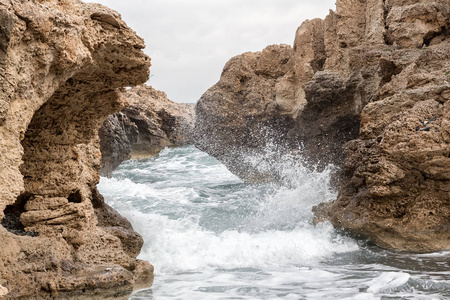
xmin=98 ymin=146 xmax=450 ymax=300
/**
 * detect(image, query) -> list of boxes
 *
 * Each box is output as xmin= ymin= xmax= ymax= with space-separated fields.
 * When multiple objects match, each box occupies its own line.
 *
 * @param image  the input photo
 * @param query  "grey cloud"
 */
xmin=85 ymin=0 xmax=335 ymax=102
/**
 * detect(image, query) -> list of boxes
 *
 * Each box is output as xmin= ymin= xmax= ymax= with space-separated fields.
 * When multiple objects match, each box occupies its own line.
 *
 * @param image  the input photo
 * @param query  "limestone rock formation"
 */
xmin=0 ymin=0 xmax=153 ymax=298
xmin=195 ymin=44 xmax=299 ymax=182
xmin=196 ymin=0 xmax=450 ymax=251
xmin=99 ymin=85 xmax=195 ymax=177
xmin=315 ymin=41 xmax=450 ymax=252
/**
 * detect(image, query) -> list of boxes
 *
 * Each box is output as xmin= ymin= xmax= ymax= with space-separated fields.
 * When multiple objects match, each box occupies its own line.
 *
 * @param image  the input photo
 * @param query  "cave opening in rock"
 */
xmin=379 ymin=59 xmax=403 ymax=87
xmin=12 ymin=74 xmax=124 ymax=233
xmin=68 ymin=190 xmax=83 ymax=204
xmin=1 ymin=192 xmax=38 ymax=236
xmin=423 ymin=26 xmax=449 ymax=47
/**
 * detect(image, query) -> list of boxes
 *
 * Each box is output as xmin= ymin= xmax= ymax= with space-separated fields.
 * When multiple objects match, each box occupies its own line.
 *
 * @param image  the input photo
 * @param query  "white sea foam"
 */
xmin=98 ymin=146 xmax=450 ymax=300
xmin=366 ymin=272 xmax=411 ymax=293
xmin=109 ymin=207 xmax=358 ymax=273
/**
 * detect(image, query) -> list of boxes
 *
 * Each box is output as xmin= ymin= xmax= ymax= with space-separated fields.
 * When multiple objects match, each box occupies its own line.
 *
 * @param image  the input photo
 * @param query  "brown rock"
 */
xmin=293 ymin=18 xmax=326 ymax=82
xmin=385 ymin=2 xmax=450 ymax=48
xmin=196 ymin=0 xmax=450 ymax=251
xmin=0 ymin=0 xmax=153 ymax=298
xmin=99 ymin=84 xmax=196 ymax=177
xmin=133 ymin=260 xmax=155 ymax=289
xmin=317 ymin=45 xmax=450 ymax=251
xmin=317 ymin=2 xmax=450 ymax=251
xmin=92 ymin=187 xmax=144 ymax=258
xmin=195 ymin=44 xmax=298 ymax=182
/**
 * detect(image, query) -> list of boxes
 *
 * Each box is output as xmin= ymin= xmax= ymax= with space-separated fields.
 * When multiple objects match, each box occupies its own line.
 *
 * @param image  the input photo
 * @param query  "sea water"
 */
xmin=98 ymin=145 xmax=450 ymax=300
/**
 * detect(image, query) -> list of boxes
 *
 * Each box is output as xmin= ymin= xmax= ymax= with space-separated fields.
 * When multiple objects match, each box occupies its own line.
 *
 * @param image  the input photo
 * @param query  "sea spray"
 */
xmin=99 ymin=146 xmax=356 ymax=272
xmin=98 ymin=146 xmax=450 ymax=300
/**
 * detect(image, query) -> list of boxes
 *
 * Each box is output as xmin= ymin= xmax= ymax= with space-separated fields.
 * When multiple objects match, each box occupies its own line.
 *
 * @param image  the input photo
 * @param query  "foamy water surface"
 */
xmin=98 ymin=146 xmax=450 ymax=300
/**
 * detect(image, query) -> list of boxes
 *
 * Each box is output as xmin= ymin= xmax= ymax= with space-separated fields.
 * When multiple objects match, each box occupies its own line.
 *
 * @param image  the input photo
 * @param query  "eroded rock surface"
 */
xmin=196 ymin=0 xmax=450 ymax=251
xmin=99 ymin=85 xmax=195 ymax=177
xmin=315 ymin=42 xmax=450 ymax=252
xmin=0 ymin=0 xmax=153 ymax=298
xmin=195 ymin=45 xmax=299 ymax=182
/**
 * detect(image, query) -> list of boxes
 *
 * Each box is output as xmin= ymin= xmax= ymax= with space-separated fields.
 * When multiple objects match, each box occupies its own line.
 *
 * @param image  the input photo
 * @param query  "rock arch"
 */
xmin=0 ymin=1 xmax=152 ymax=298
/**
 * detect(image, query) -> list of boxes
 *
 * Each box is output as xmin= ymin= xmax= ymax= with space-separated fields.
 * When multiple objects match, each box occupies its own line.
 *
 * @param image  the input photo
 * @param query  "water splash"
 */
xmin=99 ymin=145 xmax=356 ymax=274
xmin=98 ymin=146 xmax=450 ymax=300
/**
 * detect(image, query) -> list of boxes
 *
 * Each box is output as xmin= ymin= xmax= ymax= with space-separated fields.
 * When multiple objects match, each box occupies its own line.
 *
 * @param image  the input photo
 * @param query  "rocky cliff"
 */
xmin=195 ymin=0 xmax=450 ymax=252
xmin=0 ymin=0 xmax=153 ymax=298
xmin=99 ymin=85 xmax=195 ymax=177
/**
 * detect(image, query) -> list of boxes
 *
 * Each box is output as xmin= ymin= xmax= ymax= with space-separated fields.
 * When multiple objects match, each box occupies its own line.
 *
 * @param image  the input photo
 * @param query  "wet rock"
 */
xmin=195 ymin=44 xmax=298 ymax=182
xmin=99 ymin=112 xmax=139 ymax=178
xmin=133 ymin=260 xmax=155 ymax=289
xmin=99 ymin=85 xmax=195 ymax=177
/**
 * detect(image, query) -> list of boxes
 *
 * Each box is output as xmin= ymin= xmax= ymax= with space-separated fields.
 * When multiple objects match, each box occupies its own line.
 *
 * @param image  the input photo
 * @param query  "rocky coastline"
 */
xmin=0 ymin=0 xmax=449 ymax=298
xmin=195 ymin=0 xmax=450 ymax=252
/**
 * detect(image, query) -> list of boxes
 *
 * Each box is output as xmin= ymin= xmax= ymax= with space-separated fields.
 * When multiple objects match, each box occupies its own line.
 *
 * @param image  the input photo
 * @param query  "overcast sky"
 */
xmin=86 ymin=0 xmax=336 ymax=103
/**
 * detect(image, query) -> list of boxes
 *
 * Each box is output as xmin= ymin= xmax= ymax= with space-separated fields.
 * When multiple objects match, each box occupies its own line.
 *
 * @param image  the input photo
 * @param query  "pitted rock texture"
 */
xmin=195 ymin=44 xmax=300 ymax=182
xmin=0 ymin=0 xmax=153 ymax=298
xmin=196 ymin=0 xmax=450 ymax=251
xmin=315 ymin=43 xmax=450 ymax=252
xmin=99 ymin=85 xmax=195 ymax=177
